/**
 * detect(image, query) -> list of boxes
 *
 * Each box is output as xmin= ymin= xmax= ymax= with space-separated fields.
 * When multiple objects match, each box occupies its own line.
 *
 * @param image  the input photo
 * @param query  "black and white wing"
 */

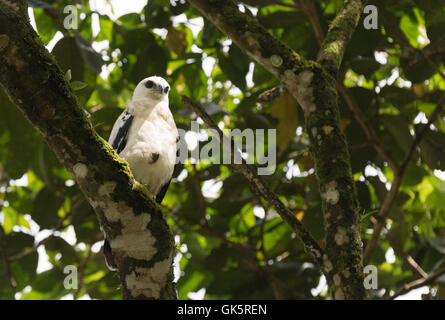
xmin=155 ymin=136 xmax=180 ymax=204
xmin=108 ymin=109 xmax=134 ymax=154
xmin=104 ymin=109 xmax=134 ymax=271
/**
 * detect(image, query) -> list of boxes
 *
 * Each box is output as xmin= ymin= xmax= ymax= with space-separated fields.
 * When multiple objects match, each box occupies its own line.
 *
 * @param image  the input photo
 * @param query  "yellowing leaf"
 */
xmin=295 ymin=210 xmax=304 ymax=221
xmin=270 ymin=92 xmax=298 ymax=152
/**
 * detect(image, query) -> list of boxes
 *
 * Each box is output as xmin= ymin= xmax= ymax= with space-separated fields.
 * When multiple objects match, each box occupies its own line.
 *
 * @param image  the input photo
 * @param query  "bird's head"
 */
xmin=133 ymin=76 xmax=170 ymax=102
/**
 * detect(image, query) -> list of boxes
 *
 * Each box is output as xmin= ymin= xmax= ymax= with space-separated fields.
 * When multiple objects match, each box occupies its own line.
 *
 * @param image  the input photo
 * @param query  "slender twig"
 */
xmin=298 ymin=0 xmax=325 ymax=44
xmin=364 ymin=91 xmax=445 ymax=264
xmin=374 ymin=217 xmax=428 ymax=279
xmin=73 ymin=245 xmax=93 ymax=300
xmin=8 ymin=197 xmax=83 ymax=261
xmin=9 ymin=214 xmax=71 ymax=261
xmin=182 ymin=95 xmax=324 ymax=266
xmin=389 ymin=266 xmax=445 ymax=300
xmin=258 ymin=86 xmax=286 ymax=103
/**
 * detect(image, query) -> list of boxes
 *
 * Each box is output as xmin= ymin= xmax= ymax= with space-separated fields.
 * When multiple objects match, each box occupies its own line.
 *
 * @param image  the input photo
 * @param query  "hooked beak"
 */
xmin=153 ymin=85 xmax=164 ymax=95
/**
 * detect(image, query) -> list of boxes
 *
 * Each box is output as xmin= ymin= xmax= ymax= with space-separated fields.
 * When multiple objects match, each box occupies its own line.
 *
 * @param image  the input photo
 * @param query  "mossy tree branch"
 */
xmin=0 ymin=4 xmax=176 ymax=300
xmin=298 ymin=1 xmax=399 ymax=172
xmin=188 ymin=0 xmax=365 ymax=299
xmin=317 ymin=0 xmax=363 ymax=77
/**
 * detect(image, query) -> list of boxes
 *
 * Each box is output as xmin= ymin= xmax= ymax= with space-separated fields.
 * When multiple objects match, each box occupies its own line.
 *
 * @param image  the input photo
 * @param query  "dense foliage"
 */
xmin=0 ymin=0 xmax=444 ymax=300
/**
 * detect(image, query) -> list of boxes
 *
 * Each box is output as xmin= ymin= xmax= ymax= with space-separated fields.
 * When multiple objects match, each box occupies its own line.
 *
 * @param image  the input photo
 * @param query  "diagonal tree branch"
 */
xmin=182 ymin=95 xmax=324 ymax=266
xmin=375 ymin=218 xmax=428 ymax=279
xmin=0 ymin=3 xmax=175 ymax=299
xmin=389 ymin=266 xmax=445 ymax=300
xmin=298 ymin=0 xmax=326 ymax=47
xmin=317 ymin=0 xmax=363 ymax=77
xmin=293 ymin=0 xmax=399 ymax=171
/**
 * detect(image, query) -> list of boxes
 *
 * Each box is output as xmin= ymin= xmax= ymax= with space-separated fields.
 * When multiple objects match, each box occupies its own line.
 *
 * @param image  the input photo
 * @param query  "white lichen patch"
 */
xmin=245 ymin=32 xmax=260 ymax=49
xmin=125 ymin=254 xmax=173 ymax=299
xmin=334 ymin=226 xmax=348 ymax=246
xmin=298 ymin=70 xmax=314 ymax=85
xmin=343 ymin=269 xmax=351 ymax=279
xmin=322 ymin=180 xmax=340 ymax=205
xmin=89 ymin=199 xmax=105 ymax=210
xmin=270 ymin=54 xmax=283 ymax=67
xmin=111 ymin=229 xmax=157 ymax=261
xmin=102 ymin=201 xmax=122 ymax=222
xmin=323 ymin=254 xmax=333 ymax=273
xmin=121 ymin=212 xmax=151 ymax=234
xmin=294 ymin=71 xmax=316 ymax=113
xmin=73 ymin=162 xmax=88 ymax=179
xmin=334 ymin=288 xmax=345 ymax=300
xmin=109 ymin=211 xmax=156 ymax=260
xmin=284 ymin=69 xmax=294 ymax=79
xmin=98 ymin=181 xmax=117 ymax=196
xmin=333 ymin=274 xmax=341 ymax=286
xmin=322 ymin=125 xmax=334 ymax=135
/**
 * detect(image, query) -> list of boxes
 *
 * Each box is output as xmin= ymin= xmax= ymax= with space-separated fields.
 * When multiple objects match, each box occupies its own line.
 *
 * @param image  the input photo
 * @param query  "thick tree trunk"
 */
xmin=0 ymin=3 xmax=176 ymax=299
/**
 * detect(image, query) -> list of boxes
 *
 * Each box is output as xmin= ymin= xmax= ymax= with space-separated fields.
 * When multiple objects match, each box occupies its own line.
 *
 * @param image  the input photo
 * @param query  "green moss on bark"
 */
xmin=0 ymin=5 xmax=176 ymax=300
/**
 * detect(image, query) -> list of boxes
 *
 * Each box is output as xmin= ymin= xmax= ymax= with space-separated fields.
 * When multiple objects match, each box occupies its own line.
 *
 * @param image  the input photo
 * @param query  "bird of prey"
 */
xmin=104 ymin=76 xmax=179 ymax=269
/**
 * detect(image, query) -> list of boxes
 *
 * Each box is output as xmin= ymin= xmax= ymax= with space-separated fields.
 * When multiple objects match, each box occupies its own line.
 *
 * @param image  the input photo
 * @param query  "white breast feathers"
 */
xmin=119 ymin=99 xmax=178 ymax=196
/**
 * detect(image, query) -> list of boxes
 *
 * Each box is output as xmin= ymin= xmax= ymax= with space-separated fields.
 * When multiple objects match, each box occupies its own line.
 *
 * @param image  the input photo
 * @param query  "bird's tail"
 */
xmin=103 ymin=239 xmax=117 ymax=271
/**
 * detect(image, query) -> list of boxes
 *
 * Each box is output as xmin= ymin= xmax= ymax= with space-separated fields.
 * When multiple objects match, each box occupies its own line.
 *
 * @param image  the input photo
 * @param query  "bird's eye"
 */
xmin=164 ymin=86 xmax=169 ymax=94
xmin=145 ymin=80 xmax=154 ymax=88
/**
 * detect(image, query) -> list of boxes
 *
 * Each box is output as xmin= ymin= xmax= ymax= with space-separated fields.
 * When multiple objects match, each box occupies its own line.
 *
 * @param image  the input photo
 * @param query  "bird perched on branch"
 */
xmin=104 ymin=76 xmax=178 ymax=270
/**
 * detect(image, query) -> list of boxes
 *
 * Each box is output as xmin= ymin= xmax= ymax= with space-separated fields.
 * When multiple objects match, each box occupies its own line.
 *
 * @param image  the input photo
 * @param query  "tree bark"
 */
xmin=188 ymin=0 xmax=366 ymax=299
xmin=0 ymin=3 xmax=176 ymax=299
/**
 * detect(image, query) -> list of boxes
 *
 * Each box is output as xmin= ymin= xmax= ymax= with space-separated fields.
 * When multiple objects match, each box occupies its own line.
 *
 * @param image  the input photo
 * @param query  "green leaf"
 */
xmin=144 ymin=1 xmax=172 ymax=29
xmin=45 ymin=237 xmax=78 ymax=265
xmin=33 ymin=8 xmax=57 ymax=44
xmin=349 ymin=56 xmax=380 ymax=78
xmin=217 ymin=45 xmax=250 ymax=90
xmin=380 ymin=114 xmax=414 ymax=154
xmin=401 ymin=163 xmax=428 ymax=186
xmin=0 ymin=88 xmax=40 ymax=179
xmin=31 ymin=187 xmax=64 ymax=228
xmin=65 ymin=69 xmax=72 ymax=82
xmin=71 ymin=81 xmax=88 ymax=91
xmin=52 ymin=36 xmax=97 ymax=106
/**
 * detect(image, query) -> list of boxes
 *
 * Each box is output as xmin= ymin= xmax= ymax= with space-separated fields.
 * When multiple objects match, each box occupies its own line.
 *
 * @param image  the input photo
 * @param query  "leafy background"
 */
xmin=0 ymin=0 xmax=445 ymax=300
